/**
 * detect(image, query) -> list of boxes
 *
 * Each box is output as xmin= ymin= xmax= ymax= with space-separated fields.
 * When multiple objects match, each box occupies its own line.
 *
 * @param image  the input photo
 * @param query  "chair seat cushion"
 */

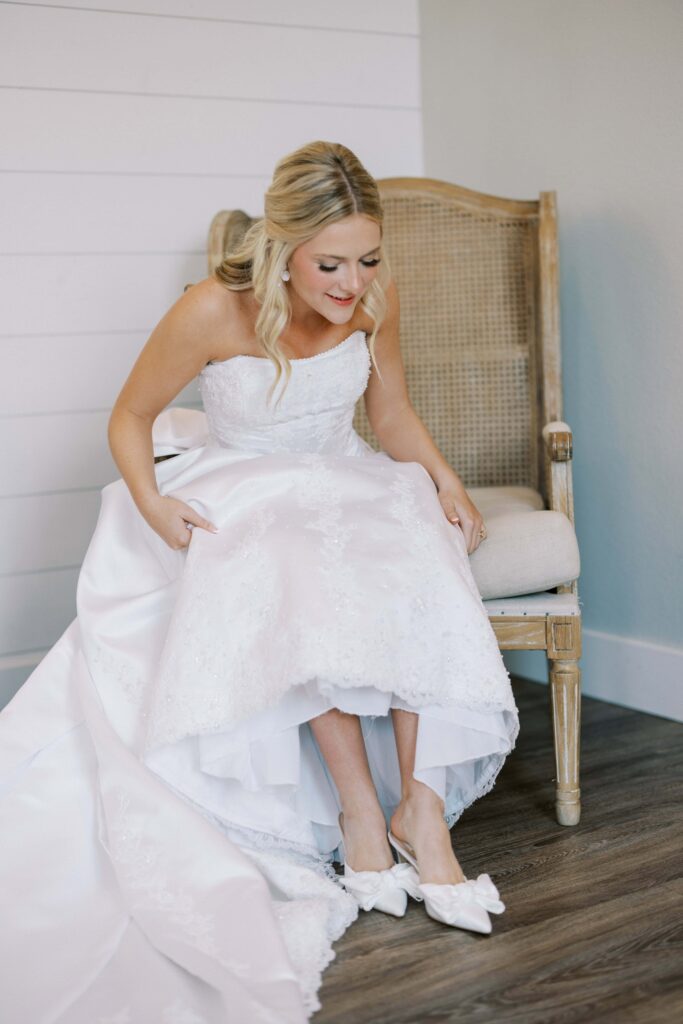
xmin=466 ymin=486 xmax=580 ymax=600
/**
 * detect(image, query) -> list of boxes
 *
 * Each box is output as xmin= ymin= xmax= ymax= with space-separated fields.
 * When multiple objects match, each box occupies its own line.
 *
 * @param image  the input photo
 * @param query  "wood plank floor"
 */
xmin=315 ymin=677 xmax=683 ymax=1024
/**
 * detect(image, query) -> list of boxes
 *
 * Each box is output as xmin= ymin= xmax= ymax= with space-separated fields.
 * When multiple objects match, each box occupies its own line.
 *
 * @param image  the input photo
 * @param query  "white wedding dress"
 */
xmin=0 ymin=329 xmax=519 ymax=1023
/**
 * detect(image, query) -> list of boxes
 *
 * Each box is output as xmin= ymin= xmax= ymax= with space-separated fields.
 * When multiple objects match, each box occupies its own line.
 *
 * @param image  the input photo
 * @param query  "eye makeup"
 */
xmin=318 ymin=258 xmax=381 ymax=273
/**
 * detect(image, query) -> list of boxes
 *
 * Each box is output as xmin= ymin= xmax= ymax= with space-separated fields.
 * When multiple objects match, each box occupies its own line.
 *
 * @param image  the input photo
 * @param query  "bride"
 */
xmin=0 ymin=140 xmax=519 ymax=1023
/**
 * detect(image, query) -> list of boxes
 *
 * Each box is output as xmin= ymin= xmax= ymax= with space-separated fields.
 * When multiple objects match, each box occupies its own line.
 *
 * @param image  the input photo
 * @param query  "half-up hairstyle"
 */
xmin=214 ymin=140 xmax=390 ymax=406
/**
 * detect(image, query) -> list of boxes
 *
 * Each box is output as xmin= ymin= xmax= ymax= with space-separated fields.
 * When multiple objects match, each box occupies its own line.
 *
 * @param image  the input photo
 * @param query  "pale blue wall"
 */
xmin=419 ymin=1 xmax=683 ymax=669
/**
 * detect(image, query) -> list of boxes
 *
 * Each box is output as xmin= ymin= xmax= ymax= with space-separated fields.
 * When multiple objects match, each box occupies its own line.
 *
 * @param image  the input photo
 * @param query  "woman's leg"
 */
xmin=308 ymin=708 xmax=394 ymax=871
xmin=389 ymin=709 xmax=466 ymax=884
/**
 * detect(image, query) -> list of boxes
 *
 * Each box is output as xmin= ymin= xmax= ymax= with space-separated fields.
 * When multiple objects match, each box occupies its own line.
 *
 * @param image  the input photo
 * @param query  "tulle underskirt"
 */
xmin=144 ymin=678 xmax=518 ymax=864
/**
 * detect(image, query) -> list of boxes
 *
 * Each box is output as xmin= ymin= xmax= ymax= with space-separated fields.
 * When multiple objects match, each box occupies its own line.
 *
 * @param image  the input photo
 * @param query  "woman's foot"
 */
xmin=339 ymin=808 xmax=395 ymax=872
xmin=389 ymin=782 xmax=466 ymax=885
xmin=338 ymin=809 xmax=413 ymax=917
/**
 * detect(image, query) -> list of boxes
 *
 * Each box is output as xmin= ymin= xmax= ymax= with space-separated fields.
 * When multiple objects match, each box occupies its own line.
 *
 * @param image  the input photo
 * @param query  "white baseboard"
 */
xmin=503 ymin=628 xmax=683 ymax=723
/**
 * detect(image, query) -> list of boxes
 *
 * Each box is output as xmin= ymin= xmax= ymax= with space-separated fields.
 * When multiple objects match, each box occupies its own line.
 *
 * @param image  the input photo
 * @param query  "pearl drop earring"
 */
xmin=281 ymin=269 xmax=290 ymax=282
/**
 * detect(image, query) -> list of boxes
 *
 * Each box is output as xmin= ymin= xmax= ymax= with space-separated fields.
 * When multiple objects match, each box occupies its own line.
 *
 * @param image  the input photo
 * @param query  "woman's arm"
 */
xmin=364 ymin=279 xmax=485 ymax=554
xmin=108 ymin=277 xmax=227 ymax=549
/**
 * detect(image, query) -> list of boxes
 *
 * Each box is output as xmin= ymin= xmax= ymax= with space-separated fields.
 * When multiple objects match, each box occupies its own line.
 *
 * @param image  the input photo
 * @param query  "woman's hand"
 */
xmin=437 ymin=481 xmax=485 ymax=554
xmin=139 ymin=494 xmax=219 ymax=551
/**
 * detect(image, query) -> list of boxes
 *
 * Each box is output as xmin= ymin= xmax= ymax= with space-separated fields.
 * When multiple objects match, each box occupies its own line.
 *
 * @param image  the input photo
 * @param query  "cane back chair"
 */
xmin=204 ymin=178 xmax=583 ymax=827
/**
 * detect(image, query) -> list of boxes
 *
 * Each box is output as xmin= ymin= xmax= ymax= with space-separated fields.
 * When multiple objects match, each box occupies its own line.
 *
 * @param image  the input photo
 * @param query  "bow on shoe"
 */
xmin=466 ymin=874 xmax=506 ymax=914
xmin=388 ymin=862 xmax=423 ymax=901
xmin=420 ymin=873 xmax=506 ymax=918
xmin=339 ymin=863 xmax=419 ymax=911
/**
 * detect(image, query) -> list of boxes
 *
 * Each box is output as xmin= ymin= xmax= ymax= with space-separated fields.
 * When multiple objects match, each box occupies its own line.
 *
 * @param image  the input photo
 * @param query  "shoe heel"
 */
xmin=387 ymin=831 xmax=419 ymax=871
xmin=386 ymin=832 xmax=423 ymax=903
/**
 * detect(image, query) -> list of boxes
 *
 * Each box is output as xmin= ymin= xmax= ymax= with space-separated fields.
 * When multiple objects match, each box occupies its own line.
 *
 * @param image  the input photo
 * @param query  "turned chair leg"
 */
xmin=548 ymin=657 xmax=582 ymax=825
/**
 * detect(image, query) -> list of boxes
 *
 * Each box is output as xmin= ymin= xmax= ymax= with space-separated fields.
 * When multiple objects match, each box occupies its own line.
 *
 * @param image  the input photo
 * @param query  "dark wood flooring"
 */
xmin=315 ymin=677 xmax=683 ymax=1024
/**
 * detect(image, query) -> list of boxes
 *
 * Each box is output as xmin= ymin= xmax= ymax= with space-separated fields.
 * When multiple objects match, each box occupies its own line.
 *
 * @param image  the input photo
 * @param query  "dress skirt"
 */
xmin=0 ymin=432 xmax=519 ymax=1023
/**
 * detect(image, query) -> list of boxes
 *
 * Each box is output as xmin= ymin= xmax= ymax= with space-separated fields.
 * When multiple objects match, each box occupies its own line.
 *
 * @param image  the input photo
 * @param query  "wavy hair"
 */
xmin=214 ymin=140 xmax=390 ymax=406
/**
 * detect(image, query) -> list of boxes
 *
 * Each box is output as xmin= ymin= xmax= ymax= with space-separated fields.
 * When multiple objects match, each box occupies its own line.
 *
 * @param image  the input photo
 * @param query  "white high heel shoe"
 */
xmin=387 ymin=832 xmax=505 ymax=935
xmin=336 ymin=814 xmax=416 ymax=918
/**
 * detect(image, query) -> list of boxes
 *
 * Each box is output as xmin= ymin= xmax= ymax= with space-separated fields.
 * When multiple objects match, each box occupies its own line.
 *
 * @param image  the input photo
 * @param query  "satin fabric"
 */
xmin=0 ymin=330 xmax=519 ymax=1021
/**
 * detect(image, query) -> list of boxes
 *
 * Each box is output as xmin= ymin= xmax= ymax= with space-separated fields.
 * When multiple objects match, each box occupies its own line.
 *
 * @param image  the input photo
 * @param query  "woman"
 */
xmin=0 ymin=141 xmax=519 ymax=1023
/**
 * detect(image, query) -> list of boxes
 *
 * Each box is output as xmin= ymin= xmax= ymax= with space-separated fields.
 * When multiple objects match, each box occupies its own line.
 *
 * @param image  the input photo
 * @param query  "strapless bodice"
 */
xmin=197 ymin=329 xmax=372 ymax=455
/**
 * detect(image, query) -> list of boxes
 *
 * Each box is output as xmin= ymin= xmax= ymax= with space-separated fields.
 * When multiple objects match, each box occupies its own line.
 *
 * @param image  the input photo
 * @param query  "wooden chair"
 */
xmin=205 ymin=179 xmax=582 ymax=826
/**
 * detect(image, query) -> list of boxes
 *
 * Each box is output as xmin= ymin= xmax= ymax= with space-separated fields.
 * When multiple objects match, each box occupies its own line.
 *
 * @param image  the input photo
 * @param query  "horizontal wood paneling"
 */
xmin=0 ymin=491 xmax=102 ymax=574
xmin=0 ymin=91 xmax=421 ymax=174
xmin=3 ymin=6 xmax=419 ymax=107
xmin=0 ymin=254 xmax=207 ymax=335
xmin=2 ymin=411 xmax=117 ymax=495
xmin=1 ymin=402 xmax=201 ymax=496
xmin=9 ymin=1 xmax=419 ymax=35
xmin=0 ymin=173 xmax=269 ymax=253
xmin=0 ymin=568 xmax=79 ymax=654
xmin=1 ymin=0 xmax=423 ymax=661
xmin=0 ymin=332 xmax=200 ymax=413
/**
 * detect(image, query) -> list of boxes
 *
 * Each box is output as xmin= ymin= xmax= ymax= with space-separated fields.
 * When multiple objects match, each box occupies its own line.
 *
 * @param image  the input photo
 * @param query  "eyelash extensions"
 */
xmin=319 ymin=259 xmax=382 ymax=273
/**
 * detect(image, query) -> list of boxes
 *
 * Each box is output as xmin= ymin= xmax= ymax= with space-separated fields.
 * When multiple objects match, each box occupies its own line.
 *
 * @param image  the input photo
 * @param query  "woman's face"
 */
xmin=287 ymin=214 xmax=382 ymax=325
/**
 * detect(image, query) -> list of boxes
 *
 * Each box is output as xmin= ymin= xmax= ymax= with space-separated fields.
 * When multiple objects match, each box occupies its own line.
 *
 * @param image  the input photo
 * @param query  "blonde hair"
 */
xmin=215 ymin=140 xmax=390 ymax=405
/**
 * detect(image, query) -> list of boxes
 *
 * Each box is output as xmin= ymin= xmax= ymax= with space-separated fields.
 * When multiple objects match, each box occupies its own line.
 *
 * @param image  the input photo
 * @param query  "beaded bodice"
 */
xmin=197 ymin=330 xmax=371 ymax=455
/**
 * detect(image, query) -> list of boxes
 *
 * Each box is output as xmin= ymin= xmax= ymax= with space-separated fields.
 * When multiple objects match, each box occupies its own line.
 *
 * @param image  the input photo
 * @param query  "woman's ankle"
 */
xmin=340 ymin=799 xmax=386 ymax=830
xmin=390 ymin=793 xmax=464 ymax=884
xmin=339 ymin=807 xmax=393 ymax=871
xmin=393 ymin=781 xmax=445 ymax=824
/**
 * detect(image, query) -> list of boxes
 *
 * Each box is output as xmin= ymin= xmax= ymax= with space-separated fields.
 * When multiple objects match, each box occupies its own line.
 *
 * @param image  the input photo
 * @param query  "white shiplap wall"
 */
xmin=0 ymin=0 xmax=423 ymax=704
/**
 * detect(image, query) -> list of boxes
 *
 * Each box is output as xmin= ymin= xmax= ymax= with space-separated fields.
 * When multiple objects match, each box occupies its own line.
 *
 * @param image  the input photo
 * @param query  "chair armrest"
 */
xmin=542 ymin=420 xmax=573 ymax=462
xmin=542 ymin=421 xmax=576 ymax=525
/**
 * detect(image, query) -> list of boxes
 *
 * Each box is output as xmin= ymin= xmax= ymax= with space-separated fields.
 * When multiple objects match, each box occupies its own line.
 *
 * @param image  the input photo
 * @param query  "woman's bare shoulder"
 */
xmin=163 ymin=275 xmax=251 ymax=362
xmin=173 ymin=274 xmax=238 ymax=326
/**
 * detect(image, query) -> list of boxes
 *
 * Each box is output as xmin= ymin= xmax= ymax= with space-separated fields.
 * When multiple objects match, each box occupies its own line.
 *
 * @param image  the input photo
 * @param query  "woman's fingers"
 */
xmin=455 ymin=513 xmax=483 ymax=554
xmin=439 ymin=494 xmax=460 ymax=526
xmin=170 ymin=509 xmax=218 ymax=550
xmin=445 ymin=504 xmax=475 ymax=552
xmin=140 ymin=494 xmax=219 ymax=550
xmin=469 ymin=517 xmax=485 ymax=553
xmin=174 ymin=530 xmax=192 ymax=550
xmin=181 ymin=506 xmax=219 ymax=534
